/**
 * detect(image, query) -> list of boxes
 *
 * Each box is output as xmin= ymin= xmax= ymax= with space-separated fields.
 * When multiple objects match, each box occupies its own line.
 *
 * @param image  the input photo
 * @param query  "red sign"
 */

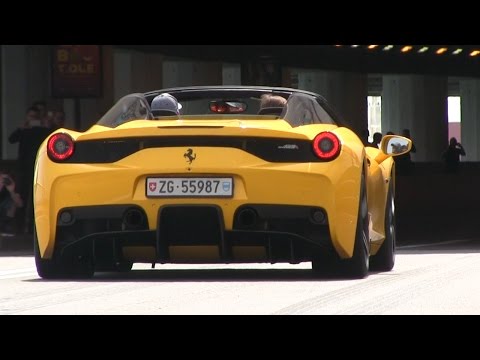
xmin=52 ymin=45 xmax=102 ymax=98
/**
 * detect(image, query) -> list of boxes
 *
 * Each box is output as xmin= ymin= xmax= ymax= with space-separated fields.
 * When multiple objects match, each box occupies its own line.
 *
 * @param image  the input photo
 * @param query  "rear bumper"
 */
xmin=52 ymin=204 xmax=334 ymax=265
xmin=35 ymin=146 xmax=362 ymax=260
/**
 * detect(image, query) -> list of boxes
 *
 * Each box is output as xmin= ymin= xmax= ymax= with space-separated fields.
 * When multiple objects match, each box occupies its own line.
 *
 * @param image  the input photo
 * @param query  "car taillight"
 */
xmin=47 ymin=133 xmax=75 ymax=161
xmin=312 ymin=132 xmax=341 ymax=160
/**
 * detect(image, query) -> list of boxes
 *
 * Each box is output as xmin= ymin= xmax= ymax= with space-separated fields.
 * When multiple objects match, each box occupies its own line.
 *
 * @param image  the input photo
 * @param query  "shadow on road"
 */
xmin=23 ymin=266 xmax=384 ymax=283
xmin=16 ymin=239 xmax=480 ymax=282
xmin=398 ymin=239 xmax=480 ymax=255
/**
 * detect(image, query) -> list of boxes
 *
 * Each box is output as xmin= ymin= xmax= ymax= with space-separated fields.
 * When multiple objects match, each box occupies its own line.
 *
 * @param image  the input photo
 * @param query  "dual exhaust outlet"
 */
xmin=236 ymin=207 xmax=326 ymax=228
xmin=58 ymin=207 xmax=146 ymax=230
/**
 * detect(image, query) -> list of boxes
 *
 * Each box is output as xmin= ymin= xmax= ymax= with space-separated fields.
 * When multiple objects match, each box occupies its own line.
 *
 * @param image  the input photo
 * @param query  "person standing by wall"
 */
xmin=0 ymin=171 xmax=23 ymax=236
xmin=442 ymin=137 xmax=466 ymax=173
xmin=8 ymin=106 xmax=52 ymax=233
xmin=368 ymin=132 xmax=382 ymax=148
xmin=50 ymin=110 xmax=66 ymax=131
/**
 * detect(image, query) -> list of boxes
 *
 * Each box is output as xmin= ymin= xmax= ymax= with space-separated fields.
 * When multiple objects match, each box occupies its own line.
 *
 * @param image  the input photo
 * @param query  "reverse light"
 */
xmin=312 ymin=132 xmax=341 ymax=160
xmin=47 ymin=133 xmax=75 ymax=161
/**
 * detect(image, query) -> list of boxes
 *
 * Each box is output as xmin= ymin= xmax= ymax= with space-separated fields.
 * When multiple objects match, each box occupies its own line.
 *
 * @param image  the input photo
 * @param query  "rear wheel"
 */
xmin=342 ymin=171 xmax=370 ymax=279
xmin=34 ymin=228 xmax=94 ymax=279
xmin=34 ymin=229 xmax=63 ymax=279
xmin=370 ymin=180 xmax=395 ymax=271
xmin=311 ymin=252 xmax=339 ymax=276
xmin=311 ymin=171 xmax=369 ymax=279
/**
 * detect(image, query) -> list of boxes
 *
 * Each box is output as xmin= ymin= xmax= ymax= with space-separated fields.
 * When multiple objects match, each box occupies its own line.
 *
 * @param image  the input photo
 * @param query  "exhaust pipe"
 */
xmin=122 ymin=208 xmax=145 ymax=230
xmin=237 ymin=208 xmax=258 ymax=228
xmin=59 ymin=210 xmax=74 ymax=225
xmin=310 ymin=209 xmax=326 ymax=225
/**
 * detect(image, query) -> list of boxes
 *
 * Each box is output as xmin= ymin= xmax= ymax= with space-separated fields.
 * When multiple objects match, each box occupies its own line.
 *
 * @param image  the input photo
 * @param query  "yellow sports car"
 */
xmin=34 ymin=86 xmax=411 ymax=279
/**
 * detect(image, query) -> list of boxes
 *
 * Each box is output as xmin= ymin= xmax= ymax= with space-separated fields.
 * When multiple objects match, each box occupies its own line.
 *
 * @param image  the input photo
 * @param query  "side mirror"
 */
xmin=380 ymin=135 xmax=412 ymax=156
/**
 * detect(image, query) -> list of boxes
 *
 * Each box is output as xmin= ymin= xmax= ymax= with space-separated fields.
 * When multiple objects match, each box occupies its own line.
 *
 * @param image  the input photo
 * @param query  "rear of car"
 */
xmin=34 ymin=87 xmax=364 ymax=278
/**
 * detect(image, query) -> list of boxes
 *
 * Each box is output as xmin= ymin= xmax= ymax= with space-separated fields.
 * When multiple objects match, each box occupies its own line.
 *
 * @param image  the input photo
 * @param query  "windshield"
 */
xmin=97 ymin=88 xmax=339 ymax=128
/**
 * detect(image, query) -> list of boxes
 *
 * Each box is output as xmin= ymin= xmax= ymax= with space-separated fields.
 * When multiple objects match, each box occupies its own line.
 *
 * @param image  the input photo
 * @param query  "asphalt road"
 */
xmin=1 ymin=239 xmax=480 ymax=315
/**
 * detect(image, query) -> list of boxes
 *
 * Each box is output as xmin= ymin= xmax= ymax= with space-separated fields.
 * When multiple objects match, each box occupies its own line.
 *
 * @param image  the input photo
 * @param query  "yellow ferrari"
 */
xmin=33 ymin=86 xmax=411 ymax=279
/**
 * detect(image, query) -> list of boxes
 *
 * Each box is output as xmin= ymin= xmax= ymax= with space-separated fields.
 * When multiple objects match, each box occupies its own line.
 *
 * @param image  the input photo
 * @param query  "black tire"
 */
xmin=312 ymin=170 xmax=369 ymax=279
xmin=342 ymin=171 xmax=370 ymax=279
xmin=34 ymin=228 xmax=94 ymax=279
xmin=34 ymin=228 xmax=64 ymax=279
xmin=370 ymin=180 xmax=395 ymax=272
xmin=311 ymin=252 xmax=339 ymax=276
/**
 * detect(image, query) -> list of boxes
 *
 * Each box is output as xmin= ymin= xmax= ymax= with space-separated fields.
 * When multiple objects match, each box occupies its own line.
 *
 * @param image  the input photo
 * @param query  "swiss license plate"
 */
xmin=146 ymin=177 xmax=233 ymax=197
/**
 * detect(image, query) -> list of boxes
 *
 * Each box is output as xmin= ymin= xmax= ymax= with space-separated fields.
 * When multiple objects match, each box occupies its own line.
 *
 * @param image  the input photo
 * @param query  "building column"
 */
xmin=113 ymin=49 xmax=133 ymax=102
xmin=113 ymin=49 xmax=164 ymax=100
xmin=382 ymin=75 xmax=448 ymax=162
xmin=163 ymin=60 xmax=222 ymax=88
xmin=2 ymin=45 xmax=28 ymax=159
xmin=27 ymin=46 xmax=52 ymax=106
xmin=223 ymin=63 xmax=241 ymax=85
xmin=297 ymin=70 xmax=368 ymax=136
xmin=459 ymin=78 xmax=480 ymax=161
xmin=74 ymin=45 xmax=116 ymax=131
xmin=241 ymin=60 xmax=282 ymax=87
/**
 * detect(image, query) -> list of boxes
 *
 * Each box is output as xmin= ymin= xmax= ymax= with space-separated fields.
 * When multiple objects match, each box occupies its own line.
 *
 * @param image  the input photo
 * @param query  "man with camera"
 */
xmin=442 ymin=137 xmax=466 ymax=173
xmin=0 ymin=172 xmax=23 ymax=236
xmin=8 ymin=106 xmax=52 ymax=233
